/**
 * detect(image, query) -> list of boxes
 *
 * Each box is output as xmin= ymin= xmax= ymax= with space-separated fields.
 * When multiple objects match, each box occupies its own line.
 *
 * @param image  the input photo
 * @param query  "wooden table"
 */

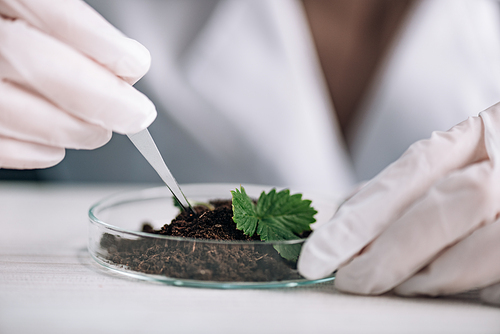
xmin=1 ymin=182 xmax=499 ymax=334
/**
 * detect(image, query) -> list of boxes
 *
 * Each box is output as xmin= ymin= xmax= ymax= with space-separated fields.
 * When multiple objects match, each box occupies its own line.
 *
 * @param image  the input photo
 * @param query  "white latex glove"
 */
xmin=298 ymin=102 xmax=500 ymax=306
xmin=0 ymin=0 xmax=156 ymax=169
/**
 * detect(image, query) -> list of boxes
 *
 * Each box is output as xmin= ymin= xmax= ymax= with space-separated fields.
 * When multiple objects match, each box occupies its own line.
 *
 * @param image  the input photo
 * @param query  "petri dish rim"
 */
xmin=88 ymin=183 xmax=337 ymax=289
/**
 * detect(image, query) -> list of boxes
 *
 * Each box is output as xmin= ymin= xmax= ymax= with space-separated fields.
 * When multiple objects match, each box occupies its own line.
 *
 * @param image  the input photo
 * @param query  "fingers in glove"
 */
xmin=0 ymin=0 xmax=150 ymax=83
xmin=0 ymin=80 xmax=111 ymax=150
xmin=298 ymin=116 xmax=487 ymax=279
xmin=334 ymin=160 xmax=498 ymax=295
xmin=0 ymin=17 xmax=156 ymax=134
xmin=393 ymin=215 xmax=500 ymax=297
xmin=0 ymin=135 xmax=64 ymax=169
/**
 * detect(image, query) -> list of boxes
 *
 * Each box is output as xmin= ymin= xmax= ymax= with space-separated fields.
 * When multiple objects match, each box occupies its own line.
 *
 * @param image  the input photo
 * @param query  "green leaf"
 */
xmin=231 ymin=186 xmax=317 ymax=261
xmin=257 ymin=222 xmax=303 ymax=261
xmin=255 ymin=189 xmax=316 ymax=235
xmin=231 ymin=187 xmax=258 ymax=236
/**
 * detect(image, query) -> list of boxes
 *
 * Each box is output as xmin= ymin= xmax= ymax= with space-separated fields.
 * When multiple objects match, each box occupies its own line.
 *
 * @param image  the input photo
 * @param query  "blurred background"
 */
xmin=2 ymin=0 xmax=500 ymax=195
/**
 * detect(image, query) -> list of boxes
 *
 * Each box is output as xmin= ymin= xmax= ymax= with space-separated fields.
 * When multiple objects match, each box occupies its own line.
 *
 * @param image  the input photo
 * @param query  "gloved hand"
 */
xmin=298 ymin=102 xmax=500 ymax=306
xmin=0 ymin=0 xmax=156 ymax=169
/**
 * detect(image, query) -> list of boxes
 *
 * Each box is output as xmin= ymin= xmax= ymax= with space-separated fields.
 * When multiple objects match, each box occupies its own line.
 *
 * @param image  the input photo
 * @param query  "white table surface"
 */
xmin=1 ymin=181 xmax=499 ymax=334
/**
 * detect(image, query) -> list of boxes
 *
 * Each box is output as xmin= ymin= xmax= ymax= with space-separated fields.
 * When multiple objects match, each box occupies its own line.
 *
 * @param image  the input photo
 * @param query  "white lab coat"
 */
xmin=43 ymin=0 xmax=500 ymax=195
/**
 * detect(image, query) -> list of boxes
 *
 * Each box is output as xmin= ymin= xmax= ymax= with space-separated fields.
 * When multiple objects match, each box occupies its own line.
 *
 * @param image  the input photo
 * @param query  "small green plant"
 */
xmin=231 ymin=186 xmax=317 ymax=261
xmin=174 ymin=186 xmax=317 ymax=261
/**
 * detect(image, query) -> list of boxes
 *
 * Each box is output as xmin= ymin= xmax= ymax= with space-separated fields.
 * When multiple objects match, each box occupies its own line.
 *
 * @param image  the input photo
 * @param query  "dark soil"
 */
xmin=99 ymin=200 xmax=304 ymax=282
xmin=150 ymin=200 xmax=260 ymax=241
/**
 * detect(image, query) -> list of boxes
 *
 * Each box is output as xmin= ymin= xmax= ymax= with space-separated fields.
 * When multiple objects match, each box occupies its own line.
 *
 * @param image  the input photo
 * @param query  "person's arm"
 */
xmin=299 ymin=102 xmax=500 ymax=306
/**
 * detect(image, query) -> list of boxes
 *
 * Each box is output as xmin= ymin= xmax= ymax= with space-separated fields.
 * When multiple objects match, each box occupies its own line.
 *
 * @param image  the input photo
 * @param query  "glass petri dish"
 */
xmin=88 ymin=183 xmax=339 ymax=289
